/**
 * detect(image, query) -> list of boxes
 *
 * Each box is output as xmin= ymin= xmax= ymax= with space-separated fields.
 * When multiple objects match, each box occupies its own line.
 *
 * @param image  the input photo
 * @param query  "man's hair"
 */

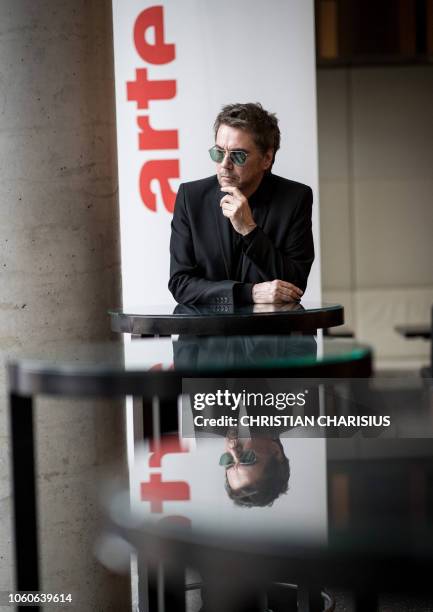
xmin=214 ymin=102 xmax=280 ymax=167
xmin=225 ymin=440 xmax=290 ymax=508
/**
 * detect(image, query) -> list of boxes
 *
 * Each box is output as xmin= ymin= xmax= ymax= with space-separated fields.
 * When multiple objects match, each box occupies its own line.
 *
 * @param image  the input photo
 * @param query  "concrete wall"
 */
xmin=0 ymin=1 xmax=130 ymax=609
xmin=317 ymin=66 xmax=433 ymax=369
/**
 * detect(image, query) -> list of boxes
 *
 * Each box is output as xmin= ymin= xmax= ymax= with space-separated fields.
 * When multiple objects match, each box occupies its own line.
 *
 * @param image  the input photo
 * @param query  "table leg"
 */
xmin=267 ymin=582 xmax=298 ymax=611
xmin=9 ymin=393 xmax=40 ymax=608
xmin=161 ymin=565 xmax=186 ymax=612
xmin=297 ymin=584 xmax=323 ymax=612
xmin=138 ymin=397 xmax=183 ymax=612
xmin=158 ymin=397 xmax=179 ymax=435
xmin=141 ymin=564 xmax=186 ymax=612
xmin=353 ymin=590 xmax=378 ymax=611
xmin=153 ymin=399 xmax=183 ymax=610
xmin=201 ymin=581 xmax=266 ymax=612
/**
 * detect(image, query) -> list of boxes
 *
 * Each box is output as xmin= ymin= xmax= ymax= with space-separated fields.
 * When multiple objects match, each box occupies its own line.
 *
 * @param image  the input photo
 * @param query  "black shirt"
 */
xmin=231 ymin=175 xmax=270 ymax=303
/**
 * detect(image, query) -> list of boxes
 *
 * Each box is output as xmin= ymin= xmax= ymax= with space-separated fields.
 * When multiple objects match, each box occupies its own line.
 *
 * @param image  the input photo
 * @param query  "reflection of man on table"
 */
xmin=174 ymin=334 xmax=317 ymax=507
xmin=220 ymin=431 xmax=290 ymax=508
xmin=169 ymin=103 xmax=314 ymax=305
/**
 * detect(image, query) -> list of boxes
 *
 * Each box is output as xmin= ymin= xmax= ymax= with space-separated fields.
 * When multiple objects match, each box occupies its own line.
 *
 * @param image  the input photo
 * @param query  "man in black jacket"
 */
xmin=169 ymin=102 xmax=314 ymax=305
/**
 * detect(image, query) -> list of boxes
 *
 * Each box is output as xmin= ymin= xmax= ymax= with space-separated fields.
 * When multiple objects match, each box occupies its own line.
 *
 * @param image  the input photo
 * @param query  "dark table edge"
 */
xmin=111 ymin=521 xmax=433 ymax=595
xmin=110 ymin=307 xmax=344 ymax=335
xmin=7 ymin=353 xmax=372 ymax=397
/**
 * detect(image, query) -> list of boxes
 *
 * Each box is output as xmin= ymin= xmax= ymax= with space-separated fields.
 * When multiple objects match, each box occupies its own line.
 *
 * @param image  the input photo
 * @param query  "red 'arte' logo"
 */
xmin=127 ymin=6 xmax=179 ymax=213
xmin=140 ymin=434 xmax=191 ymax=525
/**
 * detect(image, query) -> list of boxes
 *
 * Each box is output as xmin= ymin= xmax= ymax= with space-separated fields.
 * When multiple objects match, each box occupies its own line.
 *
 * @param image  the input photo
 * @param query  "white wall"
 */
xmin=318 ymin=66 xmax=433 ymax=369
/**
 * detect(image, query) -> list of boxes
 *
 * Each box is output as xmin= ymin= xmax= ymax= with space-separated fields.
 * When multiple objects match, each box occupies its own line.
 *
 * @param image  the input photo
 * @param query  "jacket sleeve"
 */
xmin=168 ymin=184 xmax=250 ymax=305
xmin=242 ymin=186 xmax=314 ymax=292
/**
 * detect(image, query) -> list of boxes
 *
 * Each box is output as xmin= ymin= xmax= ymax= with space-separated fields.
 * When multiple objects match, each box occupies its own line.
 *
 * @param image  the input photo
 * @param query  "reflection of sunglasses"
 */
xmin=219 ymin=449 xmax=257 ymax=468
xmin=209 ymin=145 xmax=248 ymax=166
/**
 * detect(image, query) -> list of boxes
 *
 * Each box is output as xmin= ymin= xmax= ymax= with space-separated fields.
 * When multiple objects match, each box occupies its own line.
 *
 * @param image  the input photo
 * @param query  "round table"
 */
xmin=9 ymin=336 xmax=372 ymax=397
xmin=105 ymin=421 xmax=433 ymax=612
xmin=7 ymin=335 xmax=372 ymax=609
xmin=109 ymin=302 xmax=344 ymax=336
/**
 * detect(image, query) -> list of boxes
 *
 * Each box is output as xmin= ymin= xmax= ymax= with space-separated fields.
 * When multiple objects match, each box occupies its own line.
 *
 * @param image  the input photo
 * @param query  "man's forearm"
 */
xmin=242 ymin=226 xmax=314 ymax=291
xmin=169 ymin=272 xmax=236 ymax=305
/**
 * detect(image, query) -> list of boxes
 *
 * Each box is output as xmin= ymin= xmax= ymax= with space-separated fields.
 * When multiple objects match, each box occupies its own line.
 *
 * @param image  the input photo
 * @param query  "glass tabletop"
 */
xmin=96 ymin=361 xmax=433 ymax=567
xmin=7 ymin=336 xmax=370 ymax=374
xmin=106 ymin=425 xmax=433 ymax=561
xmin=109 ymin=302 xmax=343 ymax=317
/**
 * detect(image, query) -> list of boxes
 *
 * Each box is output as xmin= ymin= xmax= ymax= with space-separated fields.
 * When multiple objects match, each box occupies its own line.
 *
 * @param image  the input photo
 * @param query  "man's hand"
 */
xmin=252 ymin=280 xmax=303 ymax=304
xmin=220 ymin=186 xmax=257 ymax=236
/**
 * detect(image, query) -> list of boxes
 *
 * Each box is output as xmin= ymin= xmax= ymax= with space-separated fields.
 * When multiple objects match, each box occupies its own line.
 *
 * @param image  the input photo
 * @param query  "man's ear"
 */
xmin=271 ymin=439 xmax=284 ymax=461
xmin=263 ymin=148 xmax=274 ymax=170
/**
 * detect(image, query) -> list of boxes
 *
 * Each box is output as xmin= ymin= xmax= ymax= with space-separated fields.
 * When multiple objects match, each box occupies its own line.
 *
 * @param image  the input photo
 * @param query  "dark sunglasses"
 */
xmin=209 ymin=145 xmax=248 ymax=166
xmin=219 ymin=449 xmax=257 ymax=468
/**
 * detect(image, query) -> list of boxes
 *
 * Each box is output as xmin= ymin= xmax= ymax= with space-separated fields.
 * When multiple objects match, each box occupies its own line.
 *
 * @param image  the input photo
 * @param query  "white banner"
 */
xmin=112 ymin=0 xmax=321 ymax=307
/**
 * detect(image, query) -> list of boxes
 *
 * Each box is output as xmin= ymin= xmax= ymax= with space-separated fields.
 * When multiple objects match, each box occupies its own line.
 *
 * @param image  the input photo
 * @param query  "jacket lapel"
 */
xmin=250 ymin=173 xmax=274 ymax=230
xmin=212 ymin=185 xmax=232 ymax=278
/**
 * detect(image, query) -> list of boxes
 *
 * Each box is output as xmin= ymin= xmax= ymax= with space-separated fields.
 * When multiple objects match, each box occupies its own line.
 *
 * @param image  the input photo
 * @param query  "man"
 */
xmin=221 ymin=434 xmax=290 ymax=508
xmin=169 ymin=102 xmax=314 ymax=305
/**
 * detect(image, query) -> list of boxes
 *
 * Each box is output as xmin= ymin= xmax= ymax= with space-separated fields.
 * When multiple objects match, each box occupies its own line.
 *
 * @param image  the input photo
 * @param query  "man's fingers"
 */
xmin=220 ymin=195 xmax=234 ymax=206
xmin=221 ymin=204 xmax=236 ymax=215
xmin=276 ymin=289 xmax=300 ymax=302
xmin=253 ymin=283 xmax=301 ymax=304
xmin=220 ymin=187 xmax=245 ymax=205
xmin=275 ymin=279 xmax=303 ymax=292
xmin=273 ymin=280 xmax=303 ymax=296
xmin=280 ymin=281 xmax=304 ymax=295
xmin=277 ymin=286 xmax=302 ymax=300
xmin=252 ymin=281 xmax=303 ymax=305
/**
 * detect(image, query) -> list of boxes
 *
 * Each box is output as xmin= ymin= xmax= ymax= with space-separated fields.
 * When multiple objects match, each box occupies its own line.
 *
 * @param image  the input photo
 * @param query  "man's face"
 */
xmin=215 ymin=125 xmax=273 ymax=196
xmin=223 ymin=437 xmax=282 ymax=491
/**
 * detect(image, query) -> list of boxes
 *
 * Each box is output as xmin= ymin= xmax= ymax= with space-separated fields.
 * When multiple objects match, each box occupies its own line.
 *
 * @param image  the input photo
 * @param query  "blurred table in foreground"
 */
xmin=7 ymin=336 xmax=372 ymax=610
xmin=106 ymin=417 xmax=433 ymax=611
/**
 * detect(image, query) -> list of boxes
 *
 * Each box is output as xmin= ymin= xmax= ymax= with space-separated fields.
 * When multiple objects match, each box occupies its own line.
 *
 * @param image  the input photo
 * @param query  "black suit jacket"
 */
xmin=169 ymin=173 xmax=314 ymax=305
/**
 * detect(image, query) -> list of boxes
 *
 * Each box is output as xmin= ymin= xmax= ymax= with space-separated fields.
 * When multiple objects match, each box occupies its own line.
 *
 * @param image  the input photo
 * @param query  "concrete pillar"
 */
xmin=0 ymin=1 xmax=130 ymax=609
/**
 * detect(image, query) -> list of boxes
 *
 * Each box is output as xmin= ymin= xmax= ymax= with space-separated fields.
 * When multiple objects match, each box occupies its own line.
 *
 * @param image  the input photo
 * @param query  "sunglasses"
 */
xmin=219 ymin=449 xmax=257 ymax=468
xmin=209 ymin=145 xmax=248 ymax=166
